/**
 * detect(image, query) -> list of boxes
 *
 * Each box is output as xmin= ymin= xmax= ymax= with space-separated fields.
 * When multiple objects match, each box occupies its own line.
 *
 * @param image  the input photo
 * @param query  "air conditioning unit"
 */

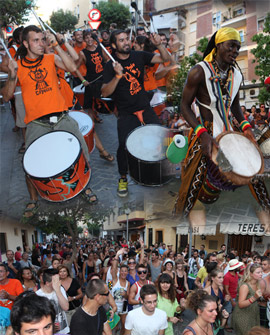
xmin=239 ymin=90 xmax=245 ymax=99
xmin=249 ymin=88 xmax=259 ymax=98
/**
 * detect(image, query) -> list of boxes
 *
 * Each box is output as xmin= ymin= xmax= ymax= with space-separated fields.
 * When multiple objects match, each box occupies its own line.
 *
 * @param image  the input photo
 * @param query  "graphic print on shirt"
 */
xmin=123 ymin=63 xmax=142 ymax=95
xmin=91 ymin=52 xmax=103 ymax=73
xmin=28 ymin=67 xmax=51 ymax=95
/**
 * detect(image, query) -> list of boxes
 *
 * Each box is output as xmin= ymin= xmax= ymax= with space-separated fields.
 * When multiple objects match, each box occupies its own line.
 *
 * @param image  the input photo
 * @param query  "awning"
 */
xmin=220 ymin=222 xmax=270 ymax=236
xmin=176 ymin=223 xmax=216 ymax=236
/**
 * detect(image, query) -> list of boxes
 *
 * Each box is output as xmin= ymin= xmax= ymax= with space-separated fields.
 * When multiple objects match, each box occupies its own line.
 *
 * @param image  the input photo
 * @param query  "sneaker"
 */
xmin=117 ymin=178 xmax=128 ymax=197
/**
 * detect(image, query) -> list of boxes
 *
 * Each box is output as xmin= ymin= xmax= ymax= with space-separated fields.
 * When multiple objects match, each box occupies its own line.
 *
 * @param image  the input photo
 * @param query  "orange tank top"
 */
xmin=17 ymin=54 xmax=68 ymax=124
xmin=57 ymin=67 xmax=74 ymax=108
xmin=74 ymin=42 xmax=87 ymax=77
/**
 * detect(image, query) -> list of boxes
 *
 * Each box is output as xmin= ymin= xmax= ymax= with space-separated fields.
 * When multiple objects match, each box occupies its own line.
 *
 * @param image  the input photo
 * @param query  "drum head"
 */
xmin=215 ymin=132 xmax=262 ymax=177
xmin=126 ymin=125 xmax=169 ymax=162
xmin=69 ymin=111 xmax=94 ymax=136
xmin=73 ymin=85 xmax=85 ymax=94
xmin=23 ymin=131 xmax=81 ymax=178
xmin=150 ymin=90 xmax=166 ymax=107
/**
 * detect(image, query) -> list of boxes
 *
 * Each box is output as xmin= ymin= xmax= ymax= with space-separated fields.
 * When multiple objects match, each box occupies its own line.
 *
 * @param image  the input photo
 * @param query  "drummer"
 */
xmin=5 ymin=25 xmax=98 ymax=218
xmin=0 ymin=58 xmax=18 ymax=102
xmin=101 ymin=30 xmax=172 ymax=197
xmin=174 ymin=27 xmax=270 ymax=216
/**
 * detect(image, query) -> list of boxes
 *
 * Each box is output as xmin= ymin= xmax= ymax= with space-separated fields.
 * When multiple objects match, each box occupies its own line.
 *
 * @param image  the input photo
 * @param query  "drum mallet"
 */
xmin=149 ymin=12 xmax=156 ymax=33
xmin=91 ymin=34 xmax=116 ymax=63
xmin=0 ymin=38 xmax=12 ymax=59
xmin=129 ymin=15 xmax=136 ymax=40
xmin=31 ymin=9 xmax=46 ymax=31
xmin=130 ymin=1 xmax=151 ymax=33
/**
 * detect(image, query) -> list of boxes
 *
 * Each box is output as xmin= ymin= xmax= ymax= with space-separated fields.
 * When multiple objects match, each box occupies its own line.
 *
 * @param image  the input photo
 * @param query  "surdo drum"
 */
xmin=69 ymin=111 xmax=95 ymax=153
xmin=23 ymin=131 xmax=91 ymax=202
xmin=198 ymin=131 xmax=264 ymax=204
xmin=73 ymin=85 xmax=85 ymax=107
xmin=126 ymin=124 xmax=172 ymax=186
xmin=150 ymin=90 xmax=167 ymax=116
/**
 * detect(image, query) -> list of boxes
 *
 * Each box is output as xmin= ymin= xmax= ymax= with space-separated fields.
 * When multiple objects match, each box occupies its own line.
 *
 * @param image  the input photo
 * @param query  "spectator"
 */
xmin=0 ymin=263 xmax=24 ymax=310
xmin=149 ymin=250 xmax=163 ymax=283
xmin=3 ymin=250 xmax=21 ymax=279
xmin=175 ymin=259 xmax=189 ymax=303
xmin=187 ymin=249 xmax=203 ymax=290
xmin=17 ymin=267 xmax=38 ymax=292
xmin=15 ymin=247 xmax=22 ymax=262
xmin=19 ymin=252 xmax=35 ymax=270
xmin=195 ymin=253 xmax=217 ymax=289
xmin=262 ymin=257 xmax=270 ymax=278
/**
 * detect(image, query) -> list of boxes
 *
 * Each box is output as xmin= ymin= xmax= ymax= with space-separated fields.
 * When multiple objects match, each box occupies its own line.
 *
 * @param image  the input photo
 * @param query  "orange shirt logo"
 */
xmin=28 ymin=67 xmax=52 ymax=95
xmin=91 ymin=52 xmax=103 ymax=73
xmin=123 ymin=63 xmax=142 ymax=96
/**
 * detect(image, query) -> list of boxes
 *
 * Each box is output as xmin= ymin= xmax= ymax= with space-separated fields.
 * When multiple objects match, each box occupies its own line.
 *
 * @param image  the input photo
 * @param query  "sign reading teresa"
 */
xmin=238 ymin=223 xmax=265 ymax=234
xmin=220 ymin=222 xmax=269 ymax=236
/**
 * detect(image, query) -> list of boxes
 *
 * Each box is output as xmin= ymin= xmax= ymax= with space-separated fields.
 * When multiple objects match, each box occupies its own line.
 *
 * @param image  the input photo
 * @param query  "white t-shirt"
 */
xmin=36 ymin=287 xmax=69 ymax=334
xmin=125 ymin=306 xmax=167 ymax=335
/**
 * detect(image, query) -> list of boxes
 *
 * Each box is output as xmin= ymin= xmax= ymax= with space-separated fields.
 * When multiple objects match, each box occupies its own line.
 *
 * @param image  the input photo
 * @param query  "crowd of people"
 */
xmin=0 ymin=239 xmax=270 ymax=334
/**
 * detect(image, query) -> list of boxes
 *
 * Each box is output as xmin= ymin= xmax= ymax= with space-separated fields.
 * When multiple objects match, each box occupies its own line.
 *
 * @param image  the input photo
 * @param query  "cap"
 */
xmin=228 ymin=259 xmax=243 ymax=271
xmin=264 ymin=76 xmax=270 ymax=85
xmin=121 ymin=244 xmax=129 ymax=248
xmin=163 ymin=258 xmax=175 ymax=267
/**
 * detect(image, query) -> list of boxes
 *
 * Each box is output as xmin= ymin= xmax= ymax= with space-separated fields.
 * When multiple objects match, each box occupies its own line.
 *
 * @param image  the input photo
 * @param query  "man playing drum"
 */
xmin=175 ymin=27 xmax=270 ymax=217
xmin=101 ymin=30 xmax=172 ymax=197
xmin=4 ymin=25 xmax=97 ymax=217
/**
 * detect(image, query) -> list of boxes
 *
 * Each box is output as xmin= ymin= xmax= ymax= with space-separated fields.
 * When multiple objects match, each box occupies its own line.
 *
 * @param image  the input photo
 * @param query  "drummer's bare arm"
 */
xmin=75 ymin=51 xmax=86 ymax=69
xmin=0 ymin=54 xmax=10 ymax=73
xmin=231 ymin=93 xmax=256 ymax=143
xmin=45 ymin=32 xmax=76 ymax=72
xmin=56 ymin=33 xmax=79 ymax=62
xmin=75 ymin=69 xmax=89 ymax=86
xmin=101 ymin=61 xmax=123 ymax=97
xmin=149 ymin=34 xmax=171 ymax=63
xmin=181 ymin=65 xmax=218 ymax=158
xmin=155 ymin=63 xmax=177 ymax=80
xmin=1 ymin=58 xmax=18 ymax=102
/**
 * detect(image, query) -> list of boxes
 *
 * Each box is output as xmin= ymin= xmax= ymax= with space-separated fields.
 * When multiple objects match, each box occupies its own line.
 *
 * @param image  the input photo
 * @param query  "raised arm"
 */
xmin=1 ymin=58 xmax=18 ymax=101
xmin=101 ymin=61 xmax=123 ymax=98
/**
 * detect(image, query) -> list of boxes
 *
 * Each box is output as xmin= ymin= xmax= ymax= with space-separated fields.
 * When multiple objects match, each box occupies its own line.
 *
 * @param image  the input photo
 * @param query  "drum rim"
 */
xmin=213 ymin=131 xmax=264 ymax=182
xmin=126 ymin=124 xmax=169 ymax=163
xmin=23 ymin=130 xmax=83 ymax=180
xmin=68 ymin=110 xmax=94 ymax=133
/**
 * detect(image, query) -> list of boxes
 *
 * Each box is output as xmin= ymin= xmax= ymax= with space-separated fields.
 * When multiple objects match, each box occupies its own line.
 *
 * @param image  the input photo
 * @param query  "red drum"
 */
xmin=198 ymin=131 xmax=264 ymax=204
xmin=23 ymin=131 xmax=91 ymax=202
xmin=69 ymin=111 xmax=95 ymax=153
xmin=73 ymin=85 xmax=85 ymax=107
xmin=150 ymin=90 xmax=166 ymax=116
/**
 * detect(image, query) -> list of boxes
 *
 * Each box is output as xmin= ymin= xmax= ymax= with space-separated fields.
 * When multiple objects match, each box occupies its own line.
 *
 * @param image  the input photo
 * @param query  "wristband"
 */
xmin=51 ymin=41 xmax=59 ymax=47
xmin=240 ymin=120 xmax=252 ymax=132
xmin=82 ymin=79 xmax=86 ymax=84
xmin=194 ymin=124 xmax=207 ymax=138
xmin=248 ymin=298 xmax=253 ymax=304
xmin=115 ymin=74 xmax=123 ymax=79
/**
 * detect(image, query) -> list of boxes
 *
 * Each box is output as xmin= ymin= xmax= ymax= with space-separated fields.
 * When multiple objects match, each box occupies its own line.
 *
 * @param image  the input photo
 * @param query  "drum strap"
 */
xmin=33 ymin=111 xmax=67 ymax=126
xmin=133 ymin=110 xmax=145 ymax=125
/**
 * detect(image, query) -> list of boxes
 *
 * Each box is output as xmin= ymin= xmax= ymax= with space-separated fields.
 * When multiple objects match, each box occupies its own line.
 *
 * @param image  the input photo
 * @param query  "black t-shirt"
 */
xmin=66 ymin=278 xmax=81 ymax=310
xmin=70 ymin=306 xmax=107 ymax=335
xmin=83 ymin=45 xmax=104 ymax=82
xmin=103 ymin=50 xmax=155 ymax=115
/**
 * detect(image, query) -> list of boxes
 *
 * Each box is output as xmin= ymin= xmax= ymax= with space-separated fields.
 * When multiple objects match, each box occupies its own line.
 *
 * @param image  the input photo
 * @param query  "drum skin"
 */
xmin=23 ymin=131 xmax=91 ymax=202
xmin=212 ymin=131 xmax=264 ymax=186
xmin=256 ymin=126 xmax=270 ymax=157
xmin=69 ymin=111 xmax=95 ymax=153
xmin=126 ymin=125 xmax=172 ymax=186
xmin=73 ymin=85 xmax=85 ymax=107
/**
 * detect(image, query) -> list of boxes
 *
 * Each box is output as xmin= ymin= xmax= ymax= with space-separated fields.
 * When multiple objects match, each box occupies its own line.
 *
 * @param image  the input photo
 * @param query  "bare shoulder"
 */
xmin=187 ymin=64 xmax=205 ymax=84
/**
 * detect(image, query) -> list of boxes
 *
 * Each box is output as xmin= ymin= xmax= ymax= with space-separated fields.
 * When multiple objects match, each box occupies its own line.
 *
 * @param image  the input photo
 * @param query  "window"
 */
xmin=213 ymin=11 xmax=221 ymax=26
xmin=189 ymin=45 xmax=196 ymax=56
xmin=239 ymin=30 xmax=245 ymax=43
xmin=0 ymin=233 xmax=7 ymax=254
xmin=148 ymin=228 xmax=153 ymax=247
xmin=233 ymin=6 xmax=245 ymax=18
xmin=209 ymin=240 xmax=218 ymax=250
xmin=258 ymin=17 xmax=265 ymax=31
xmin=190 ymin=22 xmax=197 ymax=33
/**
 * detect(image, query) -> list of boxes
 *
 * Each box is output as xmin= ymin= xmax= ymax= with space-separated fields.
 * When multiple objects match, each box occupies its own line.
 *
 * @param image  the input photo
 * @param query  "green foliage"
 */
xmin=251 ymin=13 xmax=270 ymax=105
xmin=167 ymin=37 xmax=208 ymax=110
xmin=0 ymin=0 xmax=34 ymax=27
xmin=50 ymin=9 xmax=78 ymax=34
xmin=96 ymin=1 xmax=131 ymax=30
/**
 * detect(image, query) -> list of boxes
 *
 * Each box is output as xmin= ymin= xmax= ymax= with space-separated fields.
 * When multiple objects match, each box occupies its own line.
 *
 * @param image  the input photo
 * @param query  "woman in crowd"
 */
xmin=183 ymin=290 xmax=217 ymax=335
xmin=94 ymin=252 xmax=102 ymax=275
xmin=157 ymin=273 xmax=182 ymax=335
xmin=17 ymin=267 xmax=38 ymax=292
xmin=126 ymin=257 xmax=139 ymax=287
xmin=42 ymin=250 xmax=53 ymax=267
xmin=58 ymin=265 xmax=83 ymax=325
xmin=31 ymin=248 xmax=41 ymax=267
xmin=82 ymin=251 xmax=95 ymax=284
xmin=50 ymin=256 xmax=61 ymax=269
xmin=232 ymin=263 xmax=263 ymax=335
xmin=162 ymin=259 xmax=176 ymax=282
xmin=175 ymin=260 xmax=189 ymax=303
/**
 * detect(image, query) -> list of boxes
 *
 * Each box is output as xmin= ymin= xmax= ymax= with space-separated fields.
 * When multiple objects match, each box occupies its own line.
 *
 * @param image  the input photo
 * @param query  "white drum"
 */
xmin=23 ymin=131 xmax=91 ymax=202
xmin=73 ymin=85 xmax=85 ymax=106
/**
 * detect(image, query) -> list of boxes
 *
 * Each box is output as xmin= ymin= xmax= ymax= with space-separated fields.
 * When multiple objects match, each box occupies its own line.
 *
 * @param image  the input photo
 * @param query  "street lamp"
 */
xmin=125 ymin=208 xmax=131 ymax=246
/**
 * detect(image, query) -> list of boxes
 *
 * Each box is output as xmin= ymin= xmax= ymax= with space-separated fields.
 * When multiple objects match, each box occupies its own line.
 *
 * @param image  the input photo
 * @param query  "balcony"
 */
xmin=221 ymin=8 xmax=247 ymax=29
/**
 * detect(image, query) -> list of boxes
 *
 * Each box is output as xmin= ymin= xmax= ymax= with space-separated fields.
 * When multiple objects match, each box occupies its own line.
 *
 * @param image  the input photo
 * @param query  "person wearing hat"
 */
xmin=223 ymin=258 xmax=243 ymax=320
xmin=161 ymin=259 xmax=176 ymax=283
xmin=174 ymin=26 xmax=270 ymax=217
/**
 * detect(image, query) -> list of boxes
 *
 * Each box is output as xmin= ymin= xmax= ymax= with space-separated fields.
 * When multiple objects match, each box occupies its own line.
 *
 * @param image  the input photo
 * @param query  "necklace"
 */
xmin=195 ymin=320 xmax=210 ymax=335
xmin=215 ymin=60 xmax=229 ymax=80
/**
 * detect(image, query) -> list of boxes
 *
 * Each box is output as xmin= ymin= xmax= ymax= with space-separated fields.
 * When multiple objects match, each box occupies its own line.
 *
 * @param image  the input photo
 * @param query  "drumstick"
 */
xmin=149 ymin=12 xmax=156 ymax=33
xmin=129 ymin=15 xmax=136 ymax=40
xmin=91 ymin=34 xmax=116 ymax=63
xmin=31 ymin=9 xmax=46 ymax=31
xmin=40 ymin=18 xmax=57 ymax=35
xmin=131 ymin=1 xmax=150 ymax=33
xmin=0 ymin=38 xmax=12 ymax=59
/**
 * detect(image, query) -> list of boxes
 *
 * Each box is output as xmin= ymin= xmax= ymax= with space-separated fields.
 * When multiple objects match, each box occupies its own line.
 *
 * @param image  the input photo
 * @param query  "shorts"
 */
xmin=15 ymin=87 xmax=26 ymax=128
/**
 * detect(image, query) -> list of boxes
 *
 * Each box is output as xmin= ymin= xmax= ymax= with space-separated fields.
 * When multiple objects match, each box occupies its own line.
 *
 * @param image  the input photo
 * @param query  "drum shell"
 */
xmin=69 ymin=111 xmax=95 ymax=153
xmin=23 ymin=132 xmax=91 ymax=202
xmin=213 ymin=131 xmax=264 ymax=186
xmin=257 ymin=127 xmax=270 ymax=158
xmin=73 ymin=85 xmax=85 ymax=107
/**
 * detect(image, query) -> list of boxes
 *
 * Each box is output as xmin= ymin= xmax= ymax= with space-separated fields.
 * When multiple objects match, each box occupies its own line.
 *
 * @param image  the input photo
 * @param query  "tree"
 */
xmin=167 ymin=37 xmax=208 ymax=110
xmin=50 ymin=9 xmax=78 ymax=34
xmin=96 ymin=1 xmax=131 ymax=30
xmin=0 ymin=0 xmax=33 ymax=27
xmin=251 ymin=13 xmax=270 ymax=105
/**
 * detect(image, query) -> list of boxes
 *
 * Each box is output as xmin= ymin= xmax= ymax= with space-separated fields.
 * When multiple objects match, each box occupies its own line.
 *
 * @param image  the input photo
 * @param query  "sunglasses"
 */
xmin=138 ymin=270 xmax=147 ymax=275
xmin=128 ymin=262 xmax=136 ymax=265
xmin=100 ymin=291 xmax=110 ymax=296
